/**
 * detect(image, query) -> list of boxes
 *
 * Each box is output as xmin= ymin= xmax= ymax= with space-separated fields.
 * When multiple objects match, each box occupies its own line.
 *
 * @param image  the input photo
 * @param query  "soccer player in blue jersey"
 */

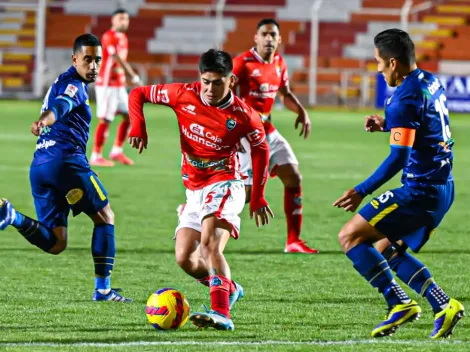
xmin=334 ymin=29 xmax=464 ymax=338
xmin=0 ymin=34 xmax=130 ymax=302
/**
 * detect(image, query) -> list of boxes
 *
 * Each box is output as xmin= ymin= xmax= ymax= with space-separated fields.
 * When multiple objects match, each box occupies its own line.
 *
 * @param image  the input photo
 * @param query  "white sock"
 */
xmin=91 ymin=152 xmax=102 ymax=161
xmin=110 ymin=146 xmax=123 ymax=155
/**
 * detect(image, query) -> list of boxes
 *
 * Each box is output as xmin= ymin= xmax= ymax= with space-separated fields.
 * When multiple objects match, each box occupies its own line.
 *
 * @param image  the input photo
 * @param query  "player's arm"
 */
xmin=127 ymin=83 xmax=181 ymax=153
xmin=278 ymin=79 xmax=311 ymax=139
xmin=113 ymin=54 xmax=141 ymax=85
xmin=334 ymin=100 xmax=420 ymax=211
xmin=354 ymin=127 xmax=415 ymax=197
xmin=245 ymin=110 xmax=274 ymax=226
xmin=32 ymin=82 xmax=82 ymax=136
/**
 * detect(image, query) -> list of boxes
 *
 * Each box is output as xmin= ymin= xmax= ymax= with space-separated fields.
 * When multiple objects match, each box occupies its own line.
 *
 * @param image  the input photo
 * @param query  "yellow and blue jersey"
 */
xmin=33 ymin=66 xmax=92 ymax=166
xmin=384 ymin=68 xmax=453 ymax=187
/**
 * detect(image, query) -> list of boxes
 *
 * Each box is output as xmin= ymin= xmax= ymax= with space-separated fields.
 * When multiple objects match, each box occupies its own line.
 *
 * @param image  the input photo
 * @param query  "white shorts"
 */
xmin=175 ymin=180 xmax=246 ymax=239
xmin=95 ymin=86 xmax=129 ymax=121
xmin=239 ymin=130 xmax=298 ymax=186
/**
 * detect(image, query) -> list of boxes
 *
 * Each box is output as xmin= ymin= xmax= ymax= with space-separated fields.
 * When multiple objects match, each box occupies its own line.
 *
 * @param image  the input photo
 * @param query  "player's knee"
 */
xmin=48 ymin=239 xmax=67 ymax=255
xmin=338 ymin=222 xmax=359 ymax=253
xmin=281 ymin=169 xmax=302 ymax=187
xmin=175 ymin=248 xmax=192 ymax=269
xmin=92 ymin=205 xmax=115 ymax=225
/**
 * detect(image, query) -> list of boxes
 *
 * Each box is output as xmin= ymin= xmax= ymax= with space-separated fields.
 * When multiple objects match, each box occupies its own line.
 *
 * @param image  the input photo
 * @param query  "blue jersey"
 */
xmin=384 ymin=68 xmax=453 ymax=186
xmin=33 ymin=66 xmax=91 ymax=166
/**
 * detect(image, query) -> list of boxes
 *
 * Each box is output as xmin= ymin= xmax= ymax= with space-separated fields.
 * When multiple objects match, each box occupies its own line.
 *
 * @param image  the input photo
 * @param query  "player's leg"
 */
xmin=339 ymin=213 xmax=421 ymax=337
xmin=268 ymin=131 xmax=317 ymax=254
xmin=375 ymin=182 xmax=464 ymax=338
xmin=64 ymin=159 xmax=130 ymax=302
xmin=175 ymin=195 xmax=242 ymax=309
xmin=377 ymin=238 xmax=464 ymax=338
xmin=0 ymin=162 xmax=69 ymax=254
xmin=91 ymin=86 xmax=115 ymax=167
xmin=190 ymin=217 xmax=235 ymax=330
xmin=189 ymin=180 xmax=245 ymax=330
xmin=109 ymin=87 xmax=134 ymax=165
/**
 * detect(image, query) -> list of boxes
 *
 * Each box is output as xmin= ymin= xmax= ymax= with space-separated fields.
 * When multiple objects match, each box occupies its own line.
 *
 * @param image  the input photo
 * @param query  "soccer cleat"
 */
xmin=284 ymin=240 xmax=319 ymax=254
xmin=92 ymin=288 xmax=132 ymax=302
xmin=110 ymin=152 xmax=134 ymax=166
xmin=371 ymin=300 xmax=421 ymax=337
xmin=189 ymin=310 xmax=235 ymax=331
xmin=229 ymin=281 xmax=244 ymax=309
xmin=0 ymin=198 xmax=16 ymax=230
xmin=430 ymin=298 xmax=465 ymax=339
xmin=90 ymin=157 xmax=115 ymax=167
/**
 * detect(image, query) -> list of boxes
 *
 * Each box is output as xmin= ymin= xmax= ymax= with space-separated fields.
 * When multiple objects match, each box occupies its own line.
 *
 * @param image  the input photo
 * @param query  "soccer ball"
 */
xmin=145 ymin=288 xmax=190 ymax=330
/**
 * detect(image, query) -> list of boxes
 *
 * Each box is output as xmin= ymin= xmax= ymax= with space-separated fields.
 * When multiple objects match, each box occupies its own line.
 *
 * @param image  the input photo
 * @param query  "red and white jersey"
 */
xmin=96 ymin=29 xmax=128 ymax=87
xmin=128 ymin=82 xmax=270 ymax=210
xmin=233 ymin=48 xmax=289 ymax=134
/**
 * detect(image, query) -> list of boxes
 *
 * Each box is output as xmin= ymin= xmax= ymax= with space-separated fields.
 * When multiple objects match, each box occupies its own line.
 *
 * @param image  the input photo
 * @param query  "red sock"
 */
xmin=284 ymin=186 xmax=303 ymax=243
xmin=93 ymin=120 xmax=110 ymax=154
xmin=209 ymin=275 xmax=231 ymax=318
xmin=114 ymin=119 xmax=130 ymax=148
xmin=199 ymin=276 xmax=236 ymax=294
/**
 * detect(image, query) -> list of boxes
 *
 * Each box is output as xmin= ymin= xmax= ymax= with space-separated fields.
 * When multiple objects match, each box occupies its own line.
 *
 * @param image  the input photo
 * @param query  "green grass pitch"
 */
xmin=0 ymin=100 xmax=468 ymax=351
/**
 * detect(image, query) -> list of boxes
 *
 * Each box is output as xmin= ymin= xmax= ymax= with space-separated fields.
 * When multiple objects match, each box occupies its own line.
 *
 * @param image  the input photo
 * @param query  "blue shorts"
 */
xmin=359 ymin=181 xmax=454 ymax=252
xmin=30 ymin=156 xmax=109 ymax=228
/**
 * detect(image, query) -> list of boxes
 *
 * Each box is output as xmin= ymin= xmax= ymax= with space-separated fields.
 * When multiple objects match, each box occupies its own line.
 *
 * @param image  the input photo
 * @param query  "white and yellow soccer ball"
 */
xmin=146 ymin=288 xmax=190 ymax=330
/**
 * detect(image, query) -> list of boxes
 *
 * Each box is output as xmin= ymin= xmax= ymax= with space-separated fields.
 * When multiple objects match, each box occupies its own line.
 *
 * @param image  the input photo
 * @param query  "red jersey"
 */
xmin=96 ymin=29 xmax=128 ymax=87
xmin=128 ymin=82 xmax=270 ymax=211
xmin=232 ymin=48 xmax=289 ymax=134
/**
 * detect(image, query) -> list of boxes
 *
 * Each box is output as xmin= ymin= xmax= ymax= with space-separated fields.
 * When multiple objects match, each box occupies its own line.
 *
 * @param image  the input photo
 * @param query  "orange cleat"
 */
xmin=90 ymin=157 xmax=115 ymax=167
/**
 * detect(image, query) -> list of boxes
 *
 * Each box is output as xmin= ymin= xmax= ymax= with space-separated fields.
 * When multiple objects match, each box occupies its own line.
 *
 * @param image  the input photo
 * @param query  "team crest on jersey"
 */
xmin=276 ymin=65 xmax=281 ymax=77
xmin=226 ymin=116 xmax=237 ymax=131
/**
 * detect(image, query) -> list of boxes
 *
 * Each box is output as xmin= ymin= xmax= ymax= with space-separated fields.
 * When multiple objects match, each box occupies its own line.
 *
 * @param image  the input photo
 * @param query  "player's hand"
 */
xmin=295 ymin=111 xmax=311 ymax=139
xmin=131 ymin=75 xmax=143 ymax=87
xmin=333 ymin=188 xmax=363 ymax=212
xmin=250 ymin=205 xmax=274 ymax=227
xmin=31 ymin=120 xmax=47 ymax=136
xmin=365 ymin=114 xmax=385 ymax=132
xmin=128 ymin=136 xmax=147 ymax=154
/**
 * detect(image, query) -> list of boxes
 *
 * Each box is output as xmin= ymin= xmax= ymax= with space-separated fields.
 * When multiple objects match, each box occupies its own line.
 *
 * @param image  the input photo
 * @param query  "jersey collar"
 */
xmin=200 ymin=89 xmax=234 ymax=110
xmin=250 ymin=47 xmax=274 ymax=64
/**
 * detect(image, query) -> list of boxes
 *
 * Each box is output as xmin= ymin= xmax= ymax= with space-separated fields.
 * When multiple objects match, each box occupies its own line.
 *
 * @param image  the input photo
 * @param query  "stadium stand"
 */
xmin=3 ymin=0 xmax=470 ymax=104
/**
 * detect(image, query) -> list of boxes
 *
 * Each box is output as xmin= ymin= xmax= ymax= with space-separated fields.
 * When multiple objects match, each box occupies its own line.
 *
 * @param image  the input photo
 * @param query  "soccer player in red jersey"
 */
xmin=90 ymin=8 xmax=142 ymax=167
xmin=233 ymin=18 xmax=318 ymax=254
xmin=128 ymin=49 xmax=274 ymax=331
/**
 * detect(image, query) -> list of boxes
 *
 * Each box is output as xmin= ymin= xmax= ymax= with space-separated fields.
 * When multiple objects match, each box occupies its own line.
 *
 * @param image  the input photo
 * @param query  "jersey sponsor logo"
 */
xmin=36 ymin=139 xmax=56 ymax=150
xmin=190 ymin=123 xmax=204 ymax=136
xmin=65 ymin=188 xmax=84 ymax=205
xmin=232 ymin=106 xmax=246 ymax=113
xmin=64 ymin=84 xmax=78 ymax=98
xmin=185 ymin=154 xmax=227 ymax=170
xmin=251 ymin=68 xmax=261 ymax=77
xmin=181 ymin=125 xmax=230 ymax=150
xmin=427 ymin=79 xmax=441 ymax=95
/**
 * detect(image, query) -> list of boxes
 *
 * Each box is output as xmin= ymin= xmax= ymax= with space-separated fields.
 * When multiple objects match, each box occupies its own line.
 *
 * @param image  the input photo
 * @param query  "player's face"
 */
xmin=375 ymin=47 xmax=398 ymax=87
xmin=112 ymin=13 xmax=129 ymax=32
xmin=255 ymin=24 xmax=281 ymax=58
xmin=200 ymin=71 xmax=235 ymax=106
xmin=72 ymin=46 xmax=102 ymax=83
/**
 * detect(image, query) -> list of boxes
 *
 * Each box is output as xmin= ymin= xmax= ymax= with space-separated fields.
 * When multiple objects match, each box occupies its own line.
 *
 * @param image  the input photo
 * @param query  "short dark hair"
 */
xmin=112 ymin=8 xmax=128 ymax=16
xmin=257 ymin=18 xmax=280 ymax=30
xmin=73 ymin=34 xmax=101 ymax=53
xmin=199 ymin=49 xmax=233 ymax=76
xmin=374 ymin=28 xmax=415 ymax=66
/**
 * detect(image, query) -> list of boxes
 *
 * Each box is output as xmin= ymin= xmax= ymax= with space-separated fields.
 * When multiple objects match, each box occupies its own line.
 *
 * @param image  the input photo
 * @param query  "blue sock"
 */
xmin=92 ymin=224 xmax=115 ymax=291
xmin=12 ymin=211 xmax=58 ymax=252
xmin=389 ymin=252 xmax=449 ymax=313
xmin=347 ymin=243 xmax=411 ymax=307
